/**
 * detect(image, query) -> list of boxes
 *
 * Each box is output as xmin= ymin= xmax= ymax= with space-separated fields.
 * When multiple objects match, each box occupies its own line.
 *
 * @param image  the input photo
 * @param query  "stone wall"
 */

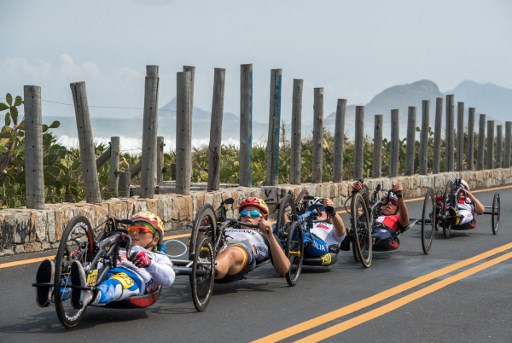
xmin=1 ymin=169 xmax=510 ymax=257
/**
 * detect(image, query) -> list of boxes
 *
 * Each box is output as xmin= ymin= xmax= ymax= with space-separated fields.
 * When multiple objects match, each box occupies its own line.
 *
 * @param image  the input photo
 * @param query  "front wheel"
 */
xmin=351 ymin=193 xmax=372 ymax=268
xmin=191 ymin=237 xmax=214 ymax=312
xmin=491 ymin=193 xmax=500 ymax=235
xmin=285 ymin=221 xmax=304 ymax=287
xmin=54 ymin=216 xmax=95 ymax=329
xmin=276 ymin=193 xmax=296 ymax=241
xmin=421 ymin=188 xmax=435 ymax=255
xmin=190 ymin=204 xmax=217 ymax=259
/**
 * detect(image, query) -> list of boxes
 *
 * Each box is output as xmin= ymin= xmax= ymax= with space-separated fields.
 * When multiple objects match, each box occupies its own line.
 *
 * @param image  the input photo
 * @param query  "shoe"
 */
xmin=448 ymin=207 xmax=460 ymax=225
xmin=70 ymin=261 xmax=92 ymax=309
xmin=36 ymin=259 xmax=54 ymax=307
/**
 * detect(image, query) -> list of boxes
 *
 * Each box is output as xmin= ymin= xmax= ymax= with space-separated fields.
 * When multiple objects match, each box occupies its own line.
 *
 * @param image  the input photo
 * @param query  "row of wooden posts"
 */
xmin=23 ymin=65 xmax=512 ymax=209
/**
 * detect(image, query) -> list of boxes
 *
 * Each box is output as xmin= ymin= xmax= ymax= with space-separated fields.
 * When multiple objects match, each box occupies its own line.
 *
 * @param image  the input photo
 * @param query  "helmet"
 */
xmin=307 ymin=197 xmax=324 ymax=210
xmin=131 ymin=211 xmax=164 ymax=242
xmin=239 ymin=197 xmax=269 ymax=214
xmin=381 ymin=192 xmax=399 ymax=205
xmin=459 ymin=179 xmax=469 ymax=190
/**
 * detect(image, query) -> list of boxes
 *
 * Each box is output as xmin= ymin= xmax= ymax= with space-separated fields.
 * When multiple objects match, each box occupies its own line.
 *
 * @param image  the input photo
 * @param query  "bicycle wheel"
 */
xmin=442 ymin=181 xmax=454 ymax=238
xmin=285 ymin=221 xmax=304 ymax=287
xmin=191 ymin=237 xmax=214 ymax=312
xmin=295 ymin=189 xmax=310 ymax=214
xmin=350 ymin=193 xmax=372 ymax=268
xmin=421 ymin=188 xmax=435 ymax=255
xmin=54 ymin=216 xmax=95 ymax=329
xmin=189 ymin=204 xmax=217 ymax=259
xmin=491 ymin=193 xmax=500 ymax=235
xmin=276 ymin=193 xmax=296 ymax=241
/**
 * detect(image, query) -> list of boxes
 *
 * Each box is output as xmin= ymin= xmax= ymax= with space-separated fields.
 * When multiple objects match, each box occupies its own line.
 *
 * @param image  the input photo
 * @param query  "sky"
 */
xmin=1 ymin=0 xmax=511 ymax=133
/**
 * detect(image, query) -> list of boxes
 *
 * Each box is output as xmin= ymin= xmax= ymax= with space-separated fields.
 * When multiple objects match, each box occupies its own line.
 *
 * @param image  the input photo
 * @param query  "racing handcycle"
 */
xmin=435 ymin=179 xmax=500 ymax=238
xmin=33 ymin=213 xmax=215 ymax=329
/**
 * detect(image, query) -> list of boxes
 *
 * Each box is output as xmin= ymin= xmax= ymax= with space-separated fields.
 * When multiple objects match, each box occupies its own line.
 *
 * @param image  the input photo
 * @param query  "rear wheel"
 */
xmin=442 ymin=181 xmax=454 ymax=238
xmin=421 ymin=188 xmax=435 ymax=255
xmin=191 ymin=237 xmax=214 ymax=312
xmin=190 ymin=205 xmax=216 ymax=293
xmin=491 ymin=193 xmax=500 ymax=235
xmin=54 ymin=216 xmax=95 ymax=329
xmin=276 ymin=193 xmax=296 ymax=241
xmin=285 ymin=221 xmax=304 ymax=286
xmin=351 ymin=193 xmax=372 ymax=268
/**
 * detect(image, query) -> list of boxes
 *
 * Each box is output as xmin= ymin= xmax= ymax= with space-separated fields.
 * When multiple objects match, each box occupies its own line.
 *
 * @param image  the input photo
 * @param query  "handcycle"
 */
xmin=435 ymin=179 xmax=500 ymax=238
xmin=275 ymin=189 xmax=345 ymax=275
xmin=190 ymin=198 xmax=303 ymax=287
xmin=347 ymin=183 xmax=436 ymax=268
xmin=33 ymin=214 xmax=215 ymax=329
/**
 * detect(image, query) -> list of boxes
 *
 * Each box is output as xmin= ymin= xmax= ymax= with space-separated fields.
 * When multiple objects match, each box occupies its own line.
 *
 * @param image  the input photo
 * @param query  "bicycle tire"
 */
xmin=276 ymin=193 xmax=296 ymax=241
xmin=54 ymin=215 xmax=95 ymax=329
xmin=191 ymin=237 xmax=214 ymax=312
xmin=421 ymin=188 xmax=435 ymax=255
xmin=442 ymin=181 xmax=454 ymax=238
xmin=189 ymin=204 xmax=217 ymax=259
xmin=350 ymin=193 xmax=372 ymax=268
xmin=492 ymin=193 xmax=500 ymax=235
xmin=285 ymin=221 xmax=304 ymax=287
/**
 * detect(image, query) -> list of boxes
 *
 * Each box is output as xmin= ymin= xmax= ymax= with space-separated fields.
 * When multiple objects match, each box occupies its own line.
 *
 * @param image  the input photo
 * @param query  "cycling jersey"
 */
xmin=304 ymin=222 xmax=345 ymax=257
xmin=224 ymin=227 xmax=269 ymax=262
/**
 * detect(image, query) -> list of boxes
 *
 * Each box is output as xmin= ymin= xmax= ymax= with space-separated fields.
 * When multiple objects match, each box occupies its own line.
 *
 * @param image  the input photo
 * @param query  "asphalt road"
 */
xmin=1 ymin=186 xmax=511 ymax=343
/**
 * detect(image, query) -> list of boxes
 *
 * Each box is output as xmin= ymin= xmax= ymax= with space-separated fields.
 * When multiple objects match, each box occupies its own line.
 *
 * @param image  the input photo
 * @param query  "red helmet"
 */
xmin=239 ymin=197 xmax=269 ymax=215
xmin=131 ymin=211 xmax=164 ymax=242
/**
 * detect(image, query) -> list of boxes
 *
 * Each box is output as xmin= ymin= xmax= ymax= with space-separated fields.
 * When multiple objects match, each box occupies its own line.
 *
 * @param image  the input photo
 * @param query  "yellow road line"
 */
xmin=251 ymin=242 xmax=512 ymax=343
xmin=297 ymin=251 xmax=512 ymax=342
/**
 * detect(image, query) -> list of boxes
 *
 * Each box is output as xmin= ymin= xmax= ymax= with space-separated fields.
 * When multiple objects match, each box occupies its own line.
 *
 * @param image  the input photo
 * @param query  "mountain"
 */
xmin=323 ymin=79 xmax=512 ymax=138
xmin=45 ymin=79 xmax=511 ymax=145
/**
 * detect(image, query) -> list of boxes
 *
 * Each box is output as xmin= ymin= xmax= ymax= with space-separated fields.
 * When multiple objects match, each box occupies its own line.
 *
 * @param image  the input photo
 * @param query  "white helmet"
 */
xmin=307 ymin=197 xmax=324 ymax=210
xmin=459 ymin=179 xmax=469 ymax=190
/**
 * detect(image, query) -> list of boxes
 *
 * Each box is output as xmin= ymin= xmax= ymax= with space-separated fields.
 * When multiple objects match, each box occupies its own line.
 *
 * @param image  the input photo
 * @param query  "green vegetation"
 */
xmin=1 ymin=93 xmax=459 ymax=208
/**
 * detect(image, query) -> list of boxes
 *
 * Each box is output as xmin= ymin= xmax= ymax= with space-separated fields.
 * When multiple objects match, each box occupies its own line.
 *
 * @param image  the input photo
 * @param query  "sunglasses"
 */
xmin=381 ymin=198 xmax=398 ymax=206
xmin=128 ymin=225 xmax=155 ymax=235
xmin=240 ymin=210 xmax=262 ymax=218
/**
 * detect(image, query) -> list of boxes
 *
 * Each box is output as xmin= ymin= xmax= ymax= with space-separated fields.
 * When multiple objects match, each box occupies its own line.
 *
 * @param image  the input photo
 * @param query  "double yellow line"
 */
xmin=253 ymin=242 xmax=512 ymax=342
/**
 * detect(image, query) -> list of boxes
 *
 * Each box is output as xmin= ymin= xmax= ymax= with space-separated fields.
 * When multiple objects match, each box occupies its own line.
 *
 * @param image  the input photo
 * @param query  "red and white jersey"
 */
xmin=374 ymin=214 xmax=401 ymax=232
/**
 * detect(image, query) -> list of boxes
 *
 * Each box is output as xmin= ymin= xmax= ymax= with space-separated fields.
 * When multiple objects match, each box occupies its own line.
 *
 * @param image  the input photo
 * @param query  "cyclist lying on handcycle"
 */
xmin=214 ymin=197 xmax=290 ymax=282
xmin=439 ymin=178 xmax=485 ymax=229
xmin=36 ymin=211 xmax=175 ymax=309
xmin=352 ymin=180 xmax=410 ymax=250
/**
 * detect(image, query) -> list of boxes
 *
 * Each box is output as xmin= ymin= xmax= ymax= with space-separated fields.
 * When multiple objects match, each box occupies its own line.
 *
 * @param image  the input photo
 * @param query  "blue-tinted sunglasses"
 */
xmin=240 ymin=210 xmax=262 ymax=218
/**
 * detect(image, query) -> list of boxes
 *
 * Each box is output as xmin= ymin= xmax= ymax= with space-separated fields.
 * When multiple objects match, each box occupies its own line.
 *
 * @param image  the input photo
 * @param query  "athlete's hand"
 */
xmin=133 ymin=251 xmax=152 ymax=268
xmin=258 ymin=218 xmax=273 ymax=236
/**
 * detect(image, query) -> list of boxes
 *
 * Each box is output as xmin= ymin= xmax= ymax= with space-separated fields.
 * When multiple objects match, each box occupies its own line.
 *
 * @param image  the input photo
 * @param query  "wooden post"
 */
xmin=110 ymin=137 xmax=120 ymax=196
xmin=445 ymin=95 xmax=454 ymax=172
xmin=333 ymin=99 xmax=346 ymax=182
xmin=183 ymin=65 xmax=195 ymax=113
xmin=405 ymin=107 xmax=416 ymax=175
xmin=486 ymin=120 xmax=494 ymax=170
xmin=390 ymin=109 xmax=399 ymax=177
xmin=505 ymin=122 xmax=512 ymax=168
xmin=70 ymin=81 xmax=101 ymax=203
xmin=312 ymin=88 xmax=324 ymax=183
xmin=432 ymin=97 xmax=443 ymax=174
xmin=157 ymin=136 xmax=164 ymax=184
xmin=265 ymin=69 xmax=282 ymax=186
xmin=456 ymin=102 xmax=464 ymax=171
xmin=140 ymin=65 xmax=159 ymax=199
xmin=96 ymin=147 xmax=111 ymax=168
xmin=496 ymin=125 xmax=503 ymax=168
xmin=467 ymin=107 xmax=475 ymax=170
xmin=290 ymin=79 xmax=303 ymax=184
xmin=118 ymin=171 xmax=131 ymax=198
xmin=419 ymin=100 xmax=430 ymax=175
xmin=372 ymin=114 xmax=383 ymax=178
xmin=354 ymin=106 xmax=364 ymax=180
xmin=207 ymin=68 xmax=225 ymax=191
xmin=24 ymin=85 xmax=44 ymax=209
xmin=176 ymin=71 xmax=192 ymax=194
xmin=239 ymin=64 xmax=253 ymax=187
xmin=477 ymin=114 xmax=486 ymax=170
